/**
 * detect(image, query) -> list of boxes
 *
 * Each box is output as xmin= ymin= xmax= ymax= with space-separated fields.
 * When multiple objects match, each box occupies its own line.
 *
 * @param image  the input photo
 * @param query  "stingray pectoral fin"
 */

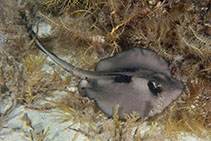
xmin=83 ymin=79 xmax=148 ymax=119
xmin=83 ymin=87 xmax=115 ymax=117
xmin=96 ymin=47 xmax=171 ymax=77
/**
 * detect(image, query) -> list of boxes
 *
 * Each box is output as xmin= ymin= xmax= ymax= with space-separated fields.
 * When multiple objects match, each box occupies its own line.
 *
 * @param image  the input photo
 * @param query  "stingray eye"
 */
xmin=147 ymin=81 xmax=162 ymax=96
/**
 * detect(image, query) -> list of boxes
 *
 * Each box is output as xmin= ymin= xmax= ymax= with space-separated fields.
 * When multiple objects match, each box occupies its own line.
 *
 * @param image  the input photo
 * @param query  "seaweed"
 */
xmin=22 ymin=55 xmax=46 ymax=104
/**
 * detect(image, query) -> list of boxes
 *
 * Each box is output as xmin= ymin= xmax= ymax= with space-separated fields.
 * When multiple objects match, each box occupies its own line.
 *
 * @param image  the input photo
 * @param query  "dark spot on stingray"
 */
xmin=114 ymin=75 xmax=132 ymax=83
xmin=110 ymin=68 xmax=138 ymax=72
xmin=29 ymin=27 xmax=184 ymax=120
xmin=147 ymin=81 xmax=162 ymax=96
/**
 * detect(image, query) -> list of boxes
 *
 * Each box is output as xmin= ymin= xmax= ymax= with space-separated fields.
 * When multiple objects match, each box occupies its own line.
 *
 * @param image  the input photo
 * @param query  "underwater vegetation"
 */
xmin=0 ymin=0 xmax=210 ymax=140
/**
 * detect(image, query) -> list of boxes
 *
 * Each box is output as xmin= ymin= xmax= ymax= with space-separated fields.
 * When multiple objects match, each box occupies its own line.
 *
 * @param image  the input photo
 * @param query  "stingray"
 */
xmin=30 ymin=29 xmax=184 ymax=119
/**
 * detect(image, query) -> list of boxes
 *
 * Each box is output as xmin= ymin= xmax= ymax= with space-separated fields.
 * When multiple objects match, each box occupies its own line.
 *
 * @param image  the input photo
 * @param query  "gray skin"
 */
xmin=31 ymin=30 xmax=184 ymax=119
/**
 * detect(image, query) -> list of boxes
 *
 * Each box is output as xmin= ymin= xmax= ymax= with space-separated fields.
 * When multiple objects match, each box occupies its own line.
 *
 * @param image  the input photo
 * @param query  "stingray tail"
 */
xmin=21 ymin=9 xmax=104 ymax=79
xmin=29 ymin=27 xmax=101 ymax=79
